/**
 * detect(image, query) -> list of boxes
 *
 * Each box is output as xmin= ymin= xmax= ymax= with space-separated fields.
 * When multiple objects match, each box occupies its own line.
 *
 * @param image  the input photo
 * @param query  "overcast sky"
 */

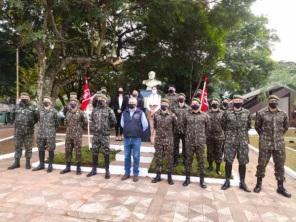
xmin=251 ymin=0 xmax=296 ymax=62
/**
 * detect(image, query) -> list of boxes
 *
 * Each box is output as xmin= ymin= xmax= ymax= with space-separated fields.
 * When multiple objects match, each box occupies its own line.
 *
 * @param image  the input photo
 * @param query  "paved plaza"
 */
xmin=0 ymin=128 xmax=295 ymax=222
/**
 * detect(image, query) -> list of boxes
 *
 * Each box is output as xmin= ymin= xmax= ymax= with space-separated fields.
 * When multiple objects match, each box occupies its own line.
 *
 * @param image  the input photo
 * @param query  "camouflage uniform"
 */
xmin=171 ymin=103 xmax=190 ymax=164
xmin=64 ymin=109 xmax=87 ymax=163
xmin=153 ymin=110 xmax=176 ymax=173
xmin=206 ymin=109 xmax=224 ymax=165
xmin=165 ymin=93 xmax=179 ymax=107
xmin=184 ymin=110 xmax=209 ymax=176
xmin=91 ymin=106 xmax=116 ymax=155
xmin=37 ymin=107 xmax=59 ymax=152
xmin=222 ymin=108 xmax=251 ymax=165
xmin=255 ymin=108 xmax=289 ymax=181
xmin=12 ymin=103 xmax=38 ymax=159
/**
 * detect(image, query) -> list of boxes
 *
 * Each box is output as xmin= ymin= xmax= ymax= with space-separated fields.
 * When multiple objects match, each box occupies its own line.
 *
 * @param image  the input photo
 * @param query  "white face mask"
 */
xmin=152 ymin=89 xmax=157 ymax=94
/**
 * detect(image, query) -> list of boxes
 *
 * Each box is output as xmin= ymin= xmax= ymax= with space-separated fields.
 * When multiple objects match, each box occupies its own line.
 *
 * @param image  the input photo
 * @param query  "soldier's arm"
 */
xmin=81 ymin=112 xmax=88 ymax=130
xmin=10 ymin=107 xmax=16 ymax=124
xmin=109 ymin=109 xmax=117 ymax=127
xmin=254 ymin=112 xmax=262 ymax=135
xmin=54 ymin=110 xmax=60 ymax=129
xmin=283 ymin=113 xmax=289 ymax=134
xmin=247 ymin=111 xmax=252 ymax=130
xmin=221 ymin=112 xmax=227 ymax=131
xmin=33 ymin=106 xmax=39 ymax=124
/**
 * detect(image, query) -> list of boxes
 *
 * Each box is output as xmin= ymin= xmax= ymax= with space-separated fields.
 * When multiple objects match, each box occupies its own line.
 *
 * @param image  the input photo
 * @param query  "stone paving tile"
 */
xmin=0 ymin=137 xmax=295 ymax=221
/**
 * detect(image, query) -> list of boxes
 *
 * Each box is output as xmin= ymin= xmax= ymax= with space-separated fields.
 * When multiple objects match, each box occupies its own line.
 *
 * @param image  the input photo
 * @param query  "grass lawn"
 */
xmin=249 ymin=135 xmax=296 ymax=171
xmin=52 ymin=146 xmax=120 ymax=168
xmin=148 ymin=153 xmax=225 ymax=179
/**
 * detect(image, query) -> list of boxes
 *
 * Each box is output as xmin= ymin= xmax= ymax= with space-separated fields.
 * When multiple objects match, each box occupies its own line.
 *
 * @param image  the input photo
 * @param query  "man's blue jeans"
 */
xmin=124 ymin=137 xmax=141 ymax=176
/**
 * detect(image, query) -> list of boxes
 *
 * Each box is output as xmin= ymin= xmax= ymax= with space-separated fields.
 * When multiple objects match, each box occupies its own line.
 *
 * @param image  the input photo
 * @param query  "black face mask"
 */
xmin=168 ymin=89 xmax=174 ymax=94
xmin=21 ymin=99 xmax=29 ymax=105
xmin=161 ymin=105 xmax=168 ymax=111
xmin=211 ymin=104 xmax=218 ymax=109
xmin=118 ymin=91 xmax=123 ymax=95
xmin=98 ymin=100 xmax=104 ymax=106
xmin=129 ymin=104 xmax=136 ymax=109
xmin=191 ymin=104 xmax=199 ymax=110
xmin=269 ymin=103 xmax=278 ymax=109
xmin=222 ymin=102 xmax=228 ymax=108
xmin=178 ymin=99 xmax=185 ymax=103
xmin=43 ymin=102 xmax=50 ymax=107
xmin=233 ymin=103 xmax=242 ymax=109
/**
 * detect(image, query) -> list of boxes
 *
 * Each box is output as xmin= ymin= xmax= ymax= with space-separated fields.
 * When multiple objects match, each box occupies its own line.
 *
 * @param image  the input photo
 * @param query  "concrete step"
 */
xmin=115 ymin=151 xmax=154 ymax=163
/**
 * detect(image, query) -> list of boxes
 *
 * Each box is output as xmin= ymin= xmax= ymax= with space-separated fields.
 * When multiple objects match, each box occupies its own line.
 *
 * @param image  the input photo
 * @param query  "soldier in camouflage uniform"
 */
xmin=165 ymin=85 xmax=179 ymax=107
xmin=87 ymin=94 xmax=116 ymax=179
xmin=151 ymin=98 xmax=177 ymax=185
xmin=8 ymin=92 xmax=38 ymax=170
xmin=221 ymin=95 xmax=251 ymax=192
xmin=33 ymin=96 xmax=59 ymax=173
xmin=206 ymin=98 xmax=224 ymax=175
xmin=171 ymin=93 xmax=190 ymax=166
xmin=99 ymin=87 xmax=111 ymax=106
xmin=60 ymin=99 xmax=87 ymax=175
xmin=254 ymin=95 xmax=291 ymax=198
xmin=183 ymin=98 xmax=208 ymax=188
xmin=221 ymin=98 xmax=230 ymax=111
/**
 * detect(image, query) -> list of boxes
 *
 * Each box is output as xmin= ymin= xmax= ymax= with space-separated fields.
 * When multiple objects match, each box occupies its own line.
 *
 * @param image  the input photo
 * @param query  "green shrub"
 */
xmin=51 ymin=146 xmax=120 ymax=168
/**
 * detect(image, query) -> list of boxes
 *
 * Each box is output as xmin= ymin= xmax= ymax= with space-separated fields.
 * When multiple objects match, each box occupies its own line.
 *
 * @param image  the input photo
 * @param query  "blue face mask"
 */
xmin=191 ymin=104 xmax=199 ymax=110
xmin=70 ymin=103 xmax=77 ymax=109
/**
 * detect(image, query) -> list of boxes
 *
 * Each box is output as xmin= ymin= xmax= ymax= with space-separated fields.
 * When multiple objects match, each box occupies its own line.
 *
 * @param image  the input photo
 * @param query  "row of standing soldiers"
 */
xmin=7 ymin=91 xmax=291 ymax=198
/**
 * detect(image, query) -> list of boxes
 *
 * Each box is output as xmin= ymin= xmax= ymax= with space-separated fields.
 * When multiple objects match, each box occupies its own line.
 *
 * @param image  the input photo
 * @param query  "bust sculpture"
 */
xmin=142 ymin=71 xmax=162 ymax=90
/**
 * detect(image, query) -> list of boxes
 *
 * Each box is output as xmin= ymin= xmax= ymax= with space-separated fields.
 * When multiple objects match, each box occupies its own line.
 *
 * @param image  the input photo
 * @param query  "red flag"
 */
xmin=197 ymin=77 xmax=209 ymax=112
xmin=81 ymin=76 xmax=91 ymax=111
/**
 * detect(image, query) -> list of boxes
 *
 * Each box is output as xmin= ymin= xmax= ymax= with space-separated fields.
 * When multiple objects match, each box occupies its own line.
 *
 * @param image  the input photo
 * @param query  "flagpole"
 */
xmin=87 ymin=106 xmax=92 ymax=150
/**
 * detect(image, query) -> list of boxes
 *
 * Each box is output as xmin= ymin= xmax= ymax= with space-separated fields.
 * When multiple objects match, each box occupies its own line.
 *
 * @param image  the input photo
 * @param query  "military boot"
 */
xmin=32 ymin=151 xmax=45 ymax=171
xmin=60 ymin=162 xmax=71 ymax=174
xmin=152 ymin=171 xmax=161 ymax=183
xmin=216 ymin=162 xmax=221 ymax=175
xmin=76 ymin=162 xmax=81 ymax=175
xmin=277 ymin=180 xmax=292 ymax=198
xmin=208 ymin=161 xmax=213 ymax=171
xmin=8 ymin=158 xmax=20 ymax=170
xmin=26 ymin=158 xmax=31 ymax=169
xmin=221 ymin=162 xmax=232 ymax=190
xmin=47 ymin=151 xmax=54 ymax=173
xmin=183 ymin=172 xmax=190 ymax=186
xmin=239 ymin=165 xmax=251 ymax=192
xmin=200 ymin=176 xmax=207 ymax=189
xmin=253 ymin=177 xmax=262 ymax=193
xmin=167 ymin=172 xmax=174 ymax=185
xmin=104 ymin=154 xmax=110 ymax=179
xmin=87 ymin=155 xmax=98 ymax=177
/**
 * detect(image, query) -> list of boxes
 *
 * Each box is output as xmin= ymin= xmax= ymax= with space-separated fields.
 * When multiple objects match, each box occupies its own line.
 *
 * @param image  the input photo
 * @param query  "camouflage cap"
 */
xmin=268 ymin=95 xmax=279 ymax=101
xmin=70 ymin=92 xmax=77 ymax=96
xmin=43 ymin=95 xmax=52 ymax=101
xmin=233 ymin=94 xmax=244 ymax=100
xmin=100 ymin=86 xmax=107 ymax=91
xmin=211 ymin=98 xmax=220 ymax=104
xmin=161 ymin=98 xmax=170 ymax=104
xmin=192 ymin=97 xmax=201 ymax=103
xmin=178 ymin=93 xmax=186 ymax=98
xmin=20 ymin=92 xmax=29 ymax=97
xmin=97 ymin=93 xmax=107 ymax=101
xmin=70 ymin=98 xmax=79 ymax=103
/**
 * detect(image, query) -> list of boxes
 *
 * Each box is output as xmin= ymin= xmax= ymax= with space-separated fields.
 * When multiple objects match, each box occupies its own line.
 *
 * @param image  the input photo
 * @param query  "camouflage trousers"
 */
xmin=185 ymin=144 xmax=206 ymax=176
xmin=173 ymin=133 xmax=186 ymax=162
xmin=37 ymin=137 xmax=56 ymax=152
xmin=65 ymin=136 xmax=82 ymax=163
xmin=255 ymin=148 xmax=285 ymax=181
xmin=206 ymin=138 xmax=224 ymax=164
xmin=91 ymin=135 xmax=110 ymax=155
xmin=14 ymin=134 xmax=33 ymax=159
xmin=224 ymin=143 xmax=249 ymax=165
xmin=154 ymin=144 xmax=174 ymax=173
